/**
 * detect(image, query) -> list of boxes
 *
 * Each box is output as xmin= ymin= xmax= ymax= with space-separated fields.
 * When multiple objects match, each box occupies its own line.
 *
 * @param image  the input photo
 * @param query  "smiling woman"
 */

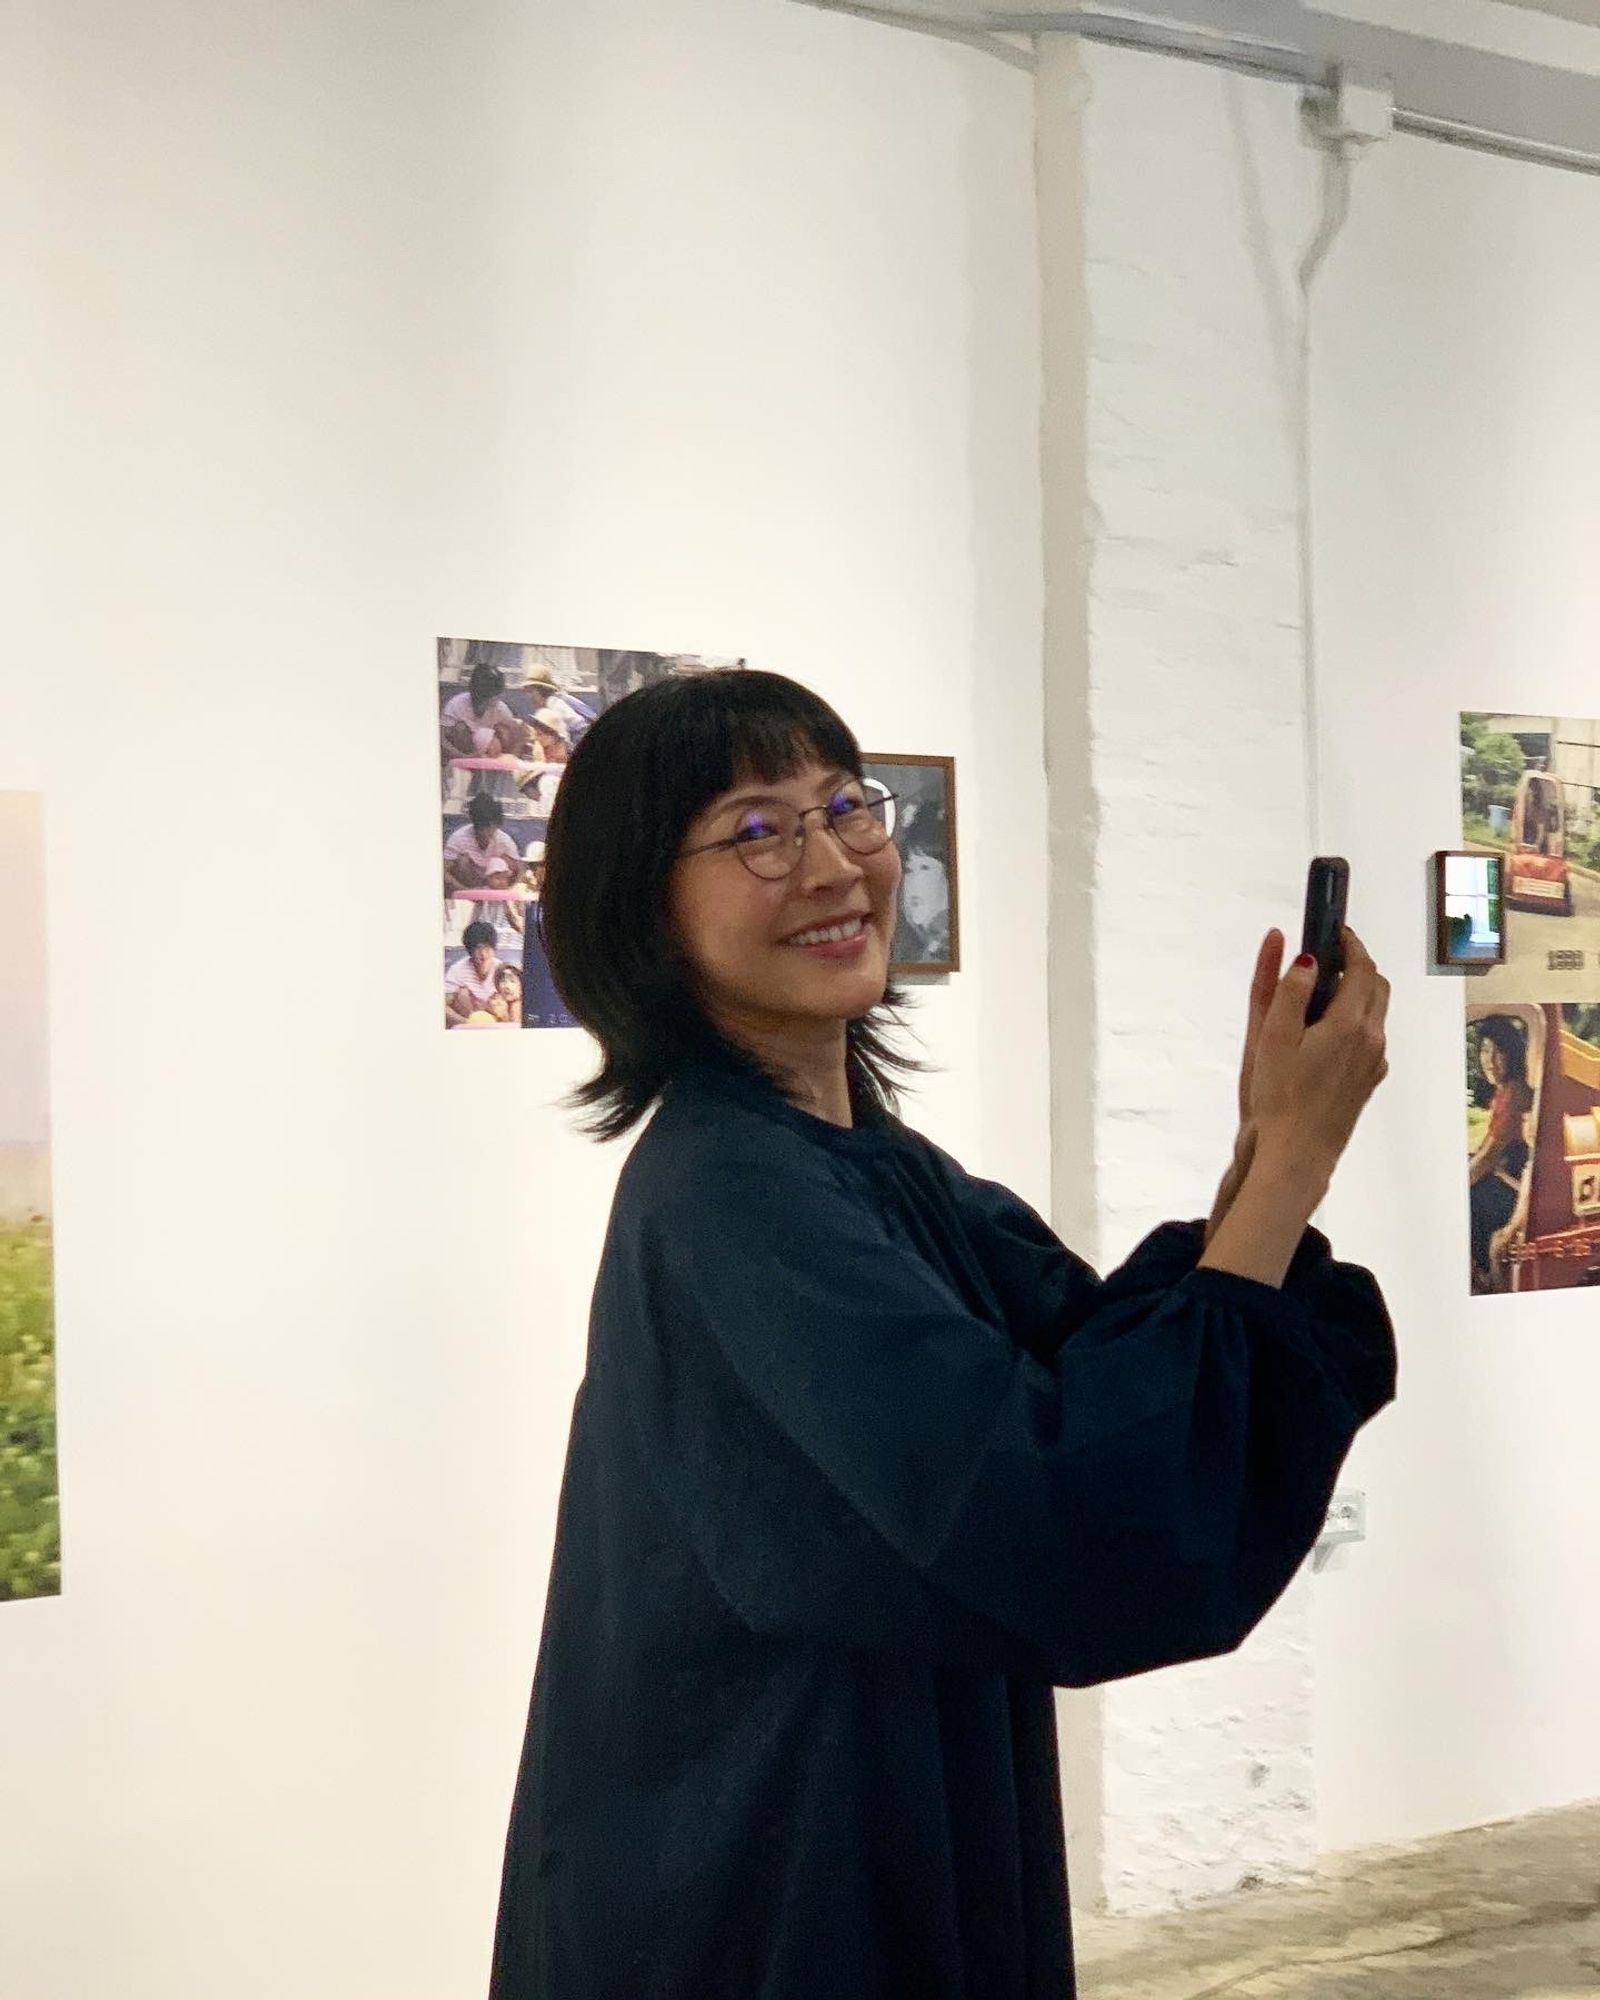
xmin=488 ymin=670 xmax=1398 ymax=2000
xmin=536 ymin=670 xmax=921 ymax=1138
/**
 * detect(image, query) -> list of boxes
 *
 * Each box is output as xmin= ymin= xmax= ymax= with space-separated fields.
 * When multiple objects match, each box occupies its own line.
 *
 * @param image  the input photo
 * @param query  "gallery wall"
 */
xmin=0 ymin=4 xmax=1043 ymax=1995
xmin=1037 ymin=40 xmax=1327 ymax=1914
xmin=1310 ymin=111 xmax=1600 ymax=1851
xmin=1041 ymin=0 xmax=1600 ymax=1909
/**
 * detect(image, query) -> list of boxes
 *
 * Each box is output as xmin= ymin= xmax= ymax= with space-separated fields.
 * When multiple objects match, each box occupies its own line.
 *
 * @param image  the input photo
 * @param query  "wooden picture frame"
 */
xmin=861 ymin=753 xmax=960 ymax=975
xmin=1434 ymin=849 xmax=1507 ymax=967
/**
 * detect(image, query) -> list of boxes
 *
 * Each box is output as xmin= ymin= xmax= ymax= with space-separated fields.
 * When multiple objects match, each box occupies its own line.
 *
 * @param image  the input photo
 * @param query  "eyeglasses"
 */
xmin=678 ymin=781 xmax=899 ymax=881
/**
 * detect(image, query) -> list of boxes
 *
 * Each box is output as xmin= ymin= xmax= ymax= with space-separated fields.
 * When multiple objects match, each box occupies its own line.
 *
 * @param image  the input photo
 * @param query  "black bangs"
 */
xmin=538 ymin=668 xmax=922 ymax=1140
xmin=647 ymin=669 xmax=864 ymax=813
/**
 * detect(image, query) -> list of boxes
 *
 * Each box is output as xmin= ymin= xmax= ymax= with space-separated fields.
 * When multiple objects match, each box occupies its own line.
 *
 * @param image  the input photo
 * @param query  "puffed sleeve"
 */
xmin=621 ymin=1150 xmax=1395 ymax=1688
xmin=925 ymin=1142 xmax=1395 ymax=1420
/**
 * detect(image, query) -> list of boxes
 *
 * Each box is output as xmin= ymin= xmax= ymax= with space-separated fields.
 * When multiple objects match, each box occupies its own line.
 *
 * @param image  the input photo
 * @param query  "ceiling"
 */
xmin=1494 ymin=0 xmax=1600 ymax=23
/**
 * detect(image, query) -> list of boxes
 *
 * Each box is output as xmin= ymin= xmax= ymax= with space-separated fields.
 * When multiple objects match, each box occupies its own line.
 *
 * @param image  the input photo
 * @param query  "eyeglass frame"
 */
xmin=676 ymin=779 xmax=900 ymax=879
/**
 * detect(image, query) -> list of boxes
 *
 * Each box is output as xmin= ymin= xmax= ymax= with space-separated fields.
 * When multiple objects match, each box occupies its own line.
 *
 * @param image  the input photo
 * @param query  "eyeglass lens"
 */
xmin=732 ymin=788 xmax=894 ymax=879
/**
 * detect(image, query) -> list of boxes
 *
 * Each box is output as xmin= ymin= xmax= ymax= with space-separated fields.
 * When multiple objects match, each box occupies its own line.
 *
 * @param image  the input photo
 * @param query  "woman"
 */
xmin=1468 ymin=1015 xmax=1533 ymax=1289
xmin=488 ymin=671 xmax=1395 ymax=2000
xmin=446 ymin=920 xmax=509 ymax=1025
xmin=522 ymin=663 xmax=597 ymax=747
xmin=442 ymin=662 xmax=524 ymax=759
xmin=444 ymin=792 xmax=522 ymax=896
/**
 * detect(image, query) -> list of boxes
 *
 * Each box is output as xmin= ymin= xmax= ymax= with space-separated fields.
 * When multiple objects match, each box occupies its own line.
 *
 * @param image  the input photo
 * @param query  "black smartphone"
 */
xmin=1301 ymin=856 xmax=1350 ymax=1025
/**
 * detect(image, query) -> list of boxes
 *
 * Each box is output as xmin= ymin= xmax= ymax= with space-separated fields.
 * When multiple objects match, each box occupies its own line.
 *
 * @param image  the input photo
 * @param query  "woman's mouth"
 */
xmin=784 ymin=914 xmax=870 ymax=958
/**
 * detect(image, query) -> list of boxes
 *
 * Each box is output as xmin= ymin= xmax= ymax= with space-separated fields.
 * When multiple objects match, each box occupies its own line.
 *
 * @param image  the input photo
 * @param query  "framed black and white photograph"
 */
xmin=862 ymin=753 xmax=960 ymax=976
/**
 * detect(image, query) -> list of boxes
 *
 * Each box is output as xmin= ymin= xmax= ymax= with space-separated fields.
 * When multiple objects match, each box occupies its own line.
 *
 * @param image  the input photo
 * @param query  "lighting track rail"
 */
xmin=792 ymin=0 xmax=1600 ymax=177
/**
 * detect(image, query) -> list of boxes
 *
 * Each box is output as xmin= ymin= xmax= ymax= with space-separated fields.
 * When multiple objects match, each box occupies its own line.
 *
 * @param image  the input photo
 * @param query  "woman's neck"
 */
xmin=716 ymin=1013 xmax=853 ymax=1128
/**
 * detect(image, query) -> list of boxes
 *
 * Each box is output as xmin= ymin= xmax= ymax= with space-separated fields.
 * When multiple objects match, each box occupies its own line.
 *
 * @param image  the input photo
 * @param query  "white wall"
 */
xmin=1042 ymin=0 xmax=1600 ymax=1907
xmin=1311 ymin=117 xmax=1600 ymax=1853
xmin=0 ymin=5 xmax=1043 ymax=1995
xmin=1040 ymin=39 xmax=1327 ymax=1914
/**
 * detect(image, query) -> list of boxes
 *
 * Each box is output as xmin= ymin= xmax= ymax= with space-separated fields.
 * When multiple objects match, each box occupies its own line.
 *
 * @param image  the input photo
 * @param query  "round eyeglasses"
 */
xmin=679 ymin=781 xmax=899 ymax=881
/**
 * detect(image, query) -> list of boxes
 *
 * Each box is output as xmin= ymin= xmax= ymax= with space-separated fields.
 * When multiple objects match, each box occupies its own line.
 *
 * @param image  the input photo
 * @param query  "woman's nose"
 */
xmin=794 ymin=818 xmax=864 ymax=891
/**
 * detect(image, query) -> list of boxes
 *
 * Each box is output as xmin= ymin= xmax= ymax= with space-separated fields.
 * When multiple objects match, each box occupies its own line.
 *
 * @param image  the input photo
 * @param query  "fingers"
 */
xmin=1341 ymin=926 xmax=1391 ymax=1031
xmin=1251 ymin=930 xmax=1286 ymax=1014
xmin=1242 ymin=929 xmax=1283 ymax=1051
xmin=1327 ymin=927 xmax=1390 ymax=1085
xmin=1318 ymin=925 xmax=1377 ymax=1023
xmin=1341 ymin=926 xmax=1376 ymax=975
xmin=1237 ymin=931 xmax=1284 ymax=1121
xmin=1262 ymin=943 xmax=1319 ymax=1041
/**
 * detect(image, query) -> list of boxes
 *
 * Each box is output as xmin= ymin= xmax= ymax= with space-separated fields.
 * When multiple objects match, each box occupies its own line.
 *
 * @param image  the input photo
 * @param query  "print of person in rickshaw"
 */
xmin=1466 ymin=1003 xmax=1600 ymax=1293
xmin=1506 ymin=769 xmax=1573 ymax=917
xmin=1467 ymin=1014 xmax=1535 ymax=1294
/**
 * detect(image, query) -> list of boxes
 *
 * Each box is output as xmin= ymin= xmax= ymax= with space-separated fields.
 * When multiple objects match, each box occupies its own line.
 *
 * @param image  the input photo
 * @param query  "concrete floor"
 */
xmin=1073 ymin=1800 xmax=1600 ymax=1999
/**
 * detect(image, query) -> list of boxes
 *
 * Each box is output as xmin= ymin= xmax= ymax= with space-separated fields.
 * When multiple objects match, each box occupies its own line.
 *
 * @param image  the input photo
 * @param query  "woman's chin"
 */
xmin=775 ymin=965 xmax=888 ymax=1021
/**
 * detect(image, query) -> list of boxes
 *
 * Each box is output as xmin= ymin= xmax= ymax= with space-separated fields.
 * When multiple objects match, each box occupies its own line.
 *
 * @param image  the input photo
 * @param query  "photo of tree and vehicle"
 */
xmin=0 ymin=793 xmax=59 ymax=1603
xmin=1459 ymin=712 xmax=1600 ymax=1005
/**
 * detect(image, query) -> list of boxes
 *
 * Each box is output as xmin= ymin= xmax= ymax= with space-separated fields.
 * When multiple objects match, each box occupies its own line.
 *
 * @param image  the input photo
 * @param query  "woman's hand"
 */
xmin=1200 ymin=927 xmax=1389 ymax=1284
xmin=1248 ymin=927 xmax=1390 ymax=1187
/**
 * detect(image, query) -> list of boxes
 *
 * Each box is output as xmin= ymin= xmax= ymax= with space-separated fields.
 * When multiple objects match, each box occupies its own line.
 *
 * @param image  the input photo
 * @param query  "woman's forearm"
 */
xmin=1466 ymin=1138 xmax=1502 ymax=1186
xmin=1197 ymin=1138 xmax=1330 ymax=1288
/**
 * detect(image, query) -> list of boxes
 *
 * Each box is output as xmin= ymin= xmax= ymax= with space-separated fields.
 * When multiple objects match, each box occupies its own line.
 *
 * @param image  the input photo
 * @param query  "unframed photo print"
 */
xmin=1466 ymin=1002 xmax=1600 ymax=1295
xmin=0 ymin=793 xmax=59 ymax=1602
xmin=438 ymin=640 xmax=744 ymax=1029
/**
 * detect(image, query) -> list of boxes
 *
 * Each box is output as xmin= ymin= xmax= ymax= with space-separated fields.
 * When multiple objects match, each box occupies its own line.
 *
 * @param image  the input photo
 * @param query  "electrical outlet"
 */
xmin=1314 ymin=1490 xmax=1366 ymax=1567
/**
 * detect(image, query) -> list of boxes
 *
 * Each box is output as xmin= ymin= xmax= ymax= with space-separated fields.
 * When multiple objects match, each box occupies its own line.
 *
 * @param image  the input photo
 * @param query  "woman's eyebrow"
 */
xmin=711 ymin=770 xmax=853 ymax=820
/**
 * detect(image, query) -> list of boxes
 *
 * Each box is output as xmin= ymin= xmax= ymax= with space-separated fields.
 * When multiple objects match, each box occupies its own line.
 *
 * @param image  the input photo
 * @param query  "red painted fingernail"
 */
xmin=1293 ymin=953 xmax=1315 ymax=969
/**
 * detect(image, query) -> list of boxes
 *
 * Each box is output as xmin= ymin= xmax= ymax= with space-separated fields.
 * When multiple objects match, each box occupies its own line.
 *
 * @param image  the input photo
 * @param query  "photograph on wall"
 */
xmin=1466 ymin=1001 xmax=1600 ymax=1295
xmin=1459 ymin=713 xmax=1600 ymax=1004
xmin=439 ymin=640 xmax=744 ymax=1028
xmin=0 ymin=793 xmax=60 ymax=1603
xmin=862 ymin=754 xmax=960 ymax=975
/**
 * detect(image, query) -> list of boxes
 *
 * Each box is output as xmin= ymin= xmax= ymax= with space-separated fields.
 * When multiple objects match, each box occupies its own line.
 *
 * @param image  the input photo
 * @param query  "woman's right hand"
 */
xmin=1246 ymin=928 xmax=1390 ymax=1190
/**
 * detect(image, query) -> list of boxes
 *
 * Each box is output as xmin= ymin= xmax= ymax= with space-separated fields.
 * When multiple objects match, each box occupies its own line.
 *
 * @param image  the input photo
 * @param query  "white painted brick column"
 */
xmin=1039 ymin=37 xmax=1328 ymax=1915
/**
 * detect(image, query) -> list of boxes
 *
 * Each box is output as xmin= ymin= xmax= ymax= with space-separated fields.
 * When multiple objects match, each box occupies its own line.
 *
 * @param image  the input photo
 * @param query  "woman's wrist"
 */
xmin=1249 ymin=1126 xmax=1334 ymax=1210
xmin=1197 ymin=1132 xmax=1328 ymax=1286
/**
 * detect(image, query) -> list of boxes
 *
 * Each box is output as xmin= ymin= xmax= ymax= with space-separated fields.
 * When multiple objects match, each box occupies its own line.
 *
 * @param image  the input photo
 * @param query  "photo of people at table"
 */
xmin=439 ymin=638 xmax=744 ymax=1028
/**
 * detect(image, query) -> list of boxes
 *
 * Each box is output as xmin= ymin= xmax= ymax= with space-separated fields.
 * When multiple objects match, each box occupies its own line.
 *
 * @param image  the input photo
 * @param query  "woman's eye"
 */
xmin=733 ymin=815 xmax=780 ymax=845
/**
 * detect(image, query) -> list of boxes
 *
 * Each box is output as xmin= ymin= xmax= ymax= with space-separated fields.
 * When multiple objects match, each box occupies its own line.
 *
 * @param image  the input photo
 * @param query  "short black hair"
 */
xmin=467 ymin=791 xmax=503 ymax=828
xmin=540 ymin=668 xmax=920 ymax=1140
xmin=469 ymin=662 xmax=505 ymax=698
xmin=462 ymin=920 xmax=497 ymax=953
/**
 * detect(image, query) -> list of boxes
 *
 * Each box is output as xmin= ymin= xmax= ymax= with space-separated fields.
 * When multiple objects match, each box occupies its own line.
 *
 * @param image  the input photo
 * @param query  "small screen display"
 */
xmin=1439 ymin=852 xmax=1504 ymax=965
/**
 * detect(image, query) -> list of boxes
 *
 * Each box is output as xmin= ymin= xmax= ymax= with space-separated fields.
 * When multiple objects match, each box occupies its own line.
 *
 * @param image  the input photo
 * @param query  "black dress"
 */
xmin=489 ymin=1061 xmax=1395 ymax=1999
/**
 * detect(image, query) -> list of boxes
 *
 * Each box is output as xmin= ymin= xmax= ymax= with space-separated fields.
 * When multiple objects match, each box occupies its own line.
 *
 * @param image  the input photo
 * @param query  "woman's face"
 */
xmin=1480 ymin=1038 xmax=1505 ymax=1086
xmin=669 ymin=760 xmax=900 ymax=1038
